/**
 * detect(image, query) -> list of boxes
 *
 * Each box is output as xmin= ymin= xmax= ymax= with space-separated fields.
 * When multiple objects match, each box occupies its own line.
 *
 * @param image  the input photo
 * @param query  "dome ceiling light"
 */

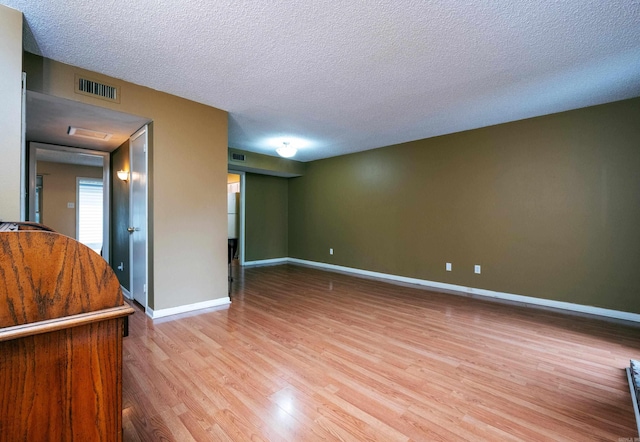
xmin=276 ymin=141 xmax=297 ymax=158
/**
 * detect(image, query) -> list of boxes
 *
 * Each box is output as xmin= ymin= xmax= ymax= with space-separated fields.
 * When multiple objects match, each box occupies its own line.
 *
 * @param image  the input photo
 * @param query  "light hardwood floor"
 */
xmin=122 ymin=263 xmax=640 ymax=441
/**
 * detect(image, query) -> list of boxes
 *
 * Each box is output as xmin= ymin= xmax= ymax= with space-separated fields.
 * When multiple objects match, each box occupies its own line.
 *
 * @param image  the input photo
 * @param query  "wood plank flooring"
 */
xmin=122 ymin=263 xmax=640 ymax=441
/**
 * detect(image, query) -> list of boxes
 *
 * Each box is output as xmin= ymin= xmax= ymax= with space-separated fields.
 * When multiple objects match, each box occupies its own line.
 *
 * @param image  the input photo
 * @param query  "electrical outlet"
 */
xmin=329 ymin=248 xmax=334 ymax=255
xmin=474 ymin=265 xmax=481 ymax=274
xmin=446 ymin=262 xmax=452 ymax=271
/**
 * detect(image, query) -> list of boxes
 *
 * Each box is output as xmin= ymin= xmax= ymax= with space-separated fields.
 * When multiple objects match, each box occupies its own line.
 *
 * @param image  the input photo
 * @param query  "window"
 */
xmin=77 ymin=178 xmax=103 ymax=254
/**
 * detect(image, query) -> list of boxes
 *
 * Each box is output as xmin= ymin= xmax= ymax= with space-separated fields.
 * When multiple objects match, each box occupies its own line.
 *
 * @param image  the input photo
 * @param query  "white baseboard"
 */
xmin=284 ymin=258 xmax=640 ymax=323
xmin=120 ymin=286 xmax=131 ymax=300
xmin=147 ymin=297 xmax=231 ymax=319
xmin=626 ymin=367 xmax=640 ymax=436
xmin=243 ymin=257 xmax=289 ymax=267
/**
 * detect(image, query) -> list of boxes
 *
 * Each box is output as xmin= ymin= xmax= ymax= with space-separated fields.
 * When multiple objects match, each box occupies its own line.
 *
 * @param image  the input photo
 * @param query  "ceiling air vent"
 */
xmin=75 ymin=74 xmax=120 ymax=103
xmin=68 ymin=126 xmax=113 ymax=141
xmin=230 ymin=152 xmax=246 ymax=162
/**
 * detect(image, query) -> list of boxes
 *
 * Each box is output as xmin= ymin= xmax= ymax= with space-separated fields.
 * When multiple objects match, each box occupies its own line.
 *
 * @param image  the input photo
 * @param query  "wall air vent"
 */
xmin=75 ymin=74 xmax=120 ymax=103
xmin=230 ymin=152 xmax=246 ymax=162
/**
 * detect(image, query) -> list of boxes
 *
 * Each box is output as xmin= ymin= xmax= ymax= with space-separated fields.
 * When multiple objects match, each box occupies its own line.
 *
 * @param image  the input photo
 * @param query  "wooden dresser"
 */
xmin=0 ymin=223 xmax=134 ymax=441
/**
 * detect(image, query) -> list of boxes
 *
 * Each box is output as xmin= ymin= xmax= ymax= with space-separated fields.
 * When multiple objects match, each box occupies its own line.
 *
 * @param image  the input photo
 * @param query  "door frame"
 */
xmin=20 ymin=73 xmax=27 ymax=221
xmin=129 ymin=126 xmax=149 ymax=311
xmin=28 ymin=142 xmax=111 ymax=261
xmin=227 ymin=170 xmax=246 ymax=265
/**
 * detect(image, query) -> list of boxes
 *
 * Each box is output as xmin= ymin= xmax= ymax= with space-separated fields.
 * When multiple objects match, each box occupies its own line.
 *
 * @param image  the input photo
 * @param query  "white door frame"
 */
xmin=20 ymin=73 xmax=27 ymax=221
xmin=28 ymin=142 xmax=111 ymax=261
xmin=130 ymin=126 xmax=149 ymax=311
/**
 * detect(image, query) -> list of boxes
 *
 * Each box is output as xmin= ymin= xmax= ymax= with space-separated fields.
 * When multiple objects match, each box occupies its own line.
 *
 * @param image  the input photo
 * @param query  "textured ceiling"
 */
xmin=4 ymin=0 xmax=640 ymax=162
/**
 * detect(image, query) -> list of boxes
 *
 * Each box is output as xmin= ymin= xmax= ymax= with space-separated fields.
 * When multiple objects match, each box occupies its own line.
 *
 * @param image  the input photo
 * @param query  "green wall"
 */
xmin=288 ymin=98 xmax=640 ymax=314
xmin=111 ymin=140 xmax=130 ymax=290
xmin=245 ymin=173 xmax=289 ymax=261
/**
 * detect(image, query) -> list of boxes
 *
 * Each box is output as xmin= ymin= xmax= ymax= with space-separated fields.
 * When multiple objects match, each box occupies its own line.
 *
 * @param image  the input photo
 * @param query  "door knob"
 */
xmin=127 ymin=227 xmax=136 ymax=233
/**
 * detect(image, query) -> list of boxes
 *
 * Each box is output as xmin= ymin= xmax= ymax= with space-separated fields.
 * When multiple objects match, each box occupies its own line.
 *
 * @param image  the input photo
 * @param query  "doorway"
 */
xmin=28 ymin=142 xmax=111 ymax=260
xmin=129 ymin=126 xmax=148 ymax=308
xmin=228 ymin=171 xmax=245 ymax=265
xmin=24 ymin=90 xmax=151 ymax=297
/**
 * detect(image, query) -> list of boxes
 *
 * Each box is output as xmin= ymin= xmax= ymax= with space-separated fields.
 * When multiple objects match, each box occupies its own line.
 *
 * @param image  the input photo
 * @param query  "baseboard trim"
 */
xmin=120 ymin=286 xmax=131 ymax=300
xmin=147 ymin=297 xmax=231 ymax=319
xmin=286 ymin=258 xmax=640 ymax=324
xmin=244 ymin=257 xmax=289 ymax=266
xmin=626 ymin=367 xmax=640 ymax=437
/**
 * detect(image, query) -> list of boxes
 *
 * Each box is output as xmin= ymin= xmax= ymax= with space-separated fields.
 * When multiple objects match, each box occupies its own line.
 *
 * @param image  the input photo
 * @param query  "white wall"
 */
xmin=0 ymin=5 xmax=23 ymax=220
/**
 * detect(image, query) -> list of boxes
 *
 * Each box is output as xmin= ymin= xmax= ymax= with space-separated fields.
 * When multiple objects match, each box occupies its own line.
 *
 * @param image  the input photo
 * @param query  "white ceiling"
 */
xmin=27 ymin=91 xmax=150 ymax=152
xmin=5 ymin=0 xmax=640 ymax=162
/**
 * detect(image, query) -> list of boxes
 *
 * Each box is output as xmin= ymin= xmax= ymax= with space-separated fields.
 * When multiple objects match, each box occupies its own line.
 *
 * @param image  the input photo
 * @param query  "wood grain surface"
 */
xmin=0 ymin=319 xmax=124 ymax=441
xmin=0 ymin=231 xmax=123 ymax=327
xmin=0 ymin=230 xmax=133 ymax=441
xmin=0 ymin=305 xmax=134 ymax=342
xmin=122 ymin=263 xmax=640 ymax=441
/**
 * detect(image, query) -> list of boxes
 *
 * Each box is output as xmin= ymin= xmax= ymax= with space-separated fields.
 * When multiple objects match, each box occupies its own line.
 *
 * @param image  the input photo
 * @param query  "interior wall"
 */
xmin=37 ymin=161 xmax=103 ymax=238
xmin=289 ymin=97 xmax=640 ymax=314
xmin=245 ymin=173 xmax=288 ymax=262
xmin=111 ymin=140 xmax=130 ymax=289
xmin=0 ymin=5 xmax=22 ymax=220
xmin=228 ymin=148 xmax=306 ymax=177
xmin=23 ymin=53 xmax=228 ymax=311
xmin=227 ymin=173 xmax=240 ymax=185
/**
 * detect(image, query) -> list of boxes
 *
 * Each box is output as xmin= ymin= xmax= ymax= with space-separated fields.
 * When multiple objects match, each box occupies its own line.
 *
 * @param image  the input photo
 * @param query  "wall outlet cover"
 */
xmin=446 ymin=263 xmax=452 ymax=271
xmin=474 ymin=265 xmax=481 ymax=274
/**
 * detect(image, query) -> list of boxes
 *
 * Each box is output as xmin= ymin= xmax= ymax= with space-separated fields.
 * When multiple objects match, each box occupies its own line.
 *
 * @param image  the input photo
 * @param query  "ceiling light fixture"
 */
xmin=276 ymin=141 xmax=297 ymax=158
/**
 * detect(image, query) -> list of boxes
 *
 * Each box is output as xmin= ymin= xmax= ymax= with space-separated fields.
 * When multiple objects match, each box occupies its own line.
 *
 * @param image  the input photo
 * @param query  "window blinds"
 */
xmin=78 ymin=179 xmax=103 ymax=254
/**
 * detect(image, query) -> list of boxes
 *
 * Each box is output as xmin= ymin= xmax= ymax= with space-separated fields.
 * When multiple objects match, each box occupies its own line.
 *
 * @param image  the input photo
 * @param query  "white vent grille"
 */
xmin=75 ymin=75 xmax=120 ymax=103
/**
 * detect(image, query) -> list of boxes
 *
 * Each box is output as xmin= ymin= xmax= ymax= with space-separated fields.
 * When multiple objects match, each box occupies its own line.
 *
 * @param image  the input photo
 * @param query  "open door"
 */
xmin=130 ymin=126 xmax=148 ymax=309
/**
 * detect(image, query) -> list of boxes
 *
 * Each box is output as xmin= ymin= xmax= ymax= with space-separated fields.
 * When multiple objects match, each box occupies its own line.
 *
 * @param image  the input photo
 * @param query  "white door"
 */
xmin=130 ymin=126 xmax=148 ymax=307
